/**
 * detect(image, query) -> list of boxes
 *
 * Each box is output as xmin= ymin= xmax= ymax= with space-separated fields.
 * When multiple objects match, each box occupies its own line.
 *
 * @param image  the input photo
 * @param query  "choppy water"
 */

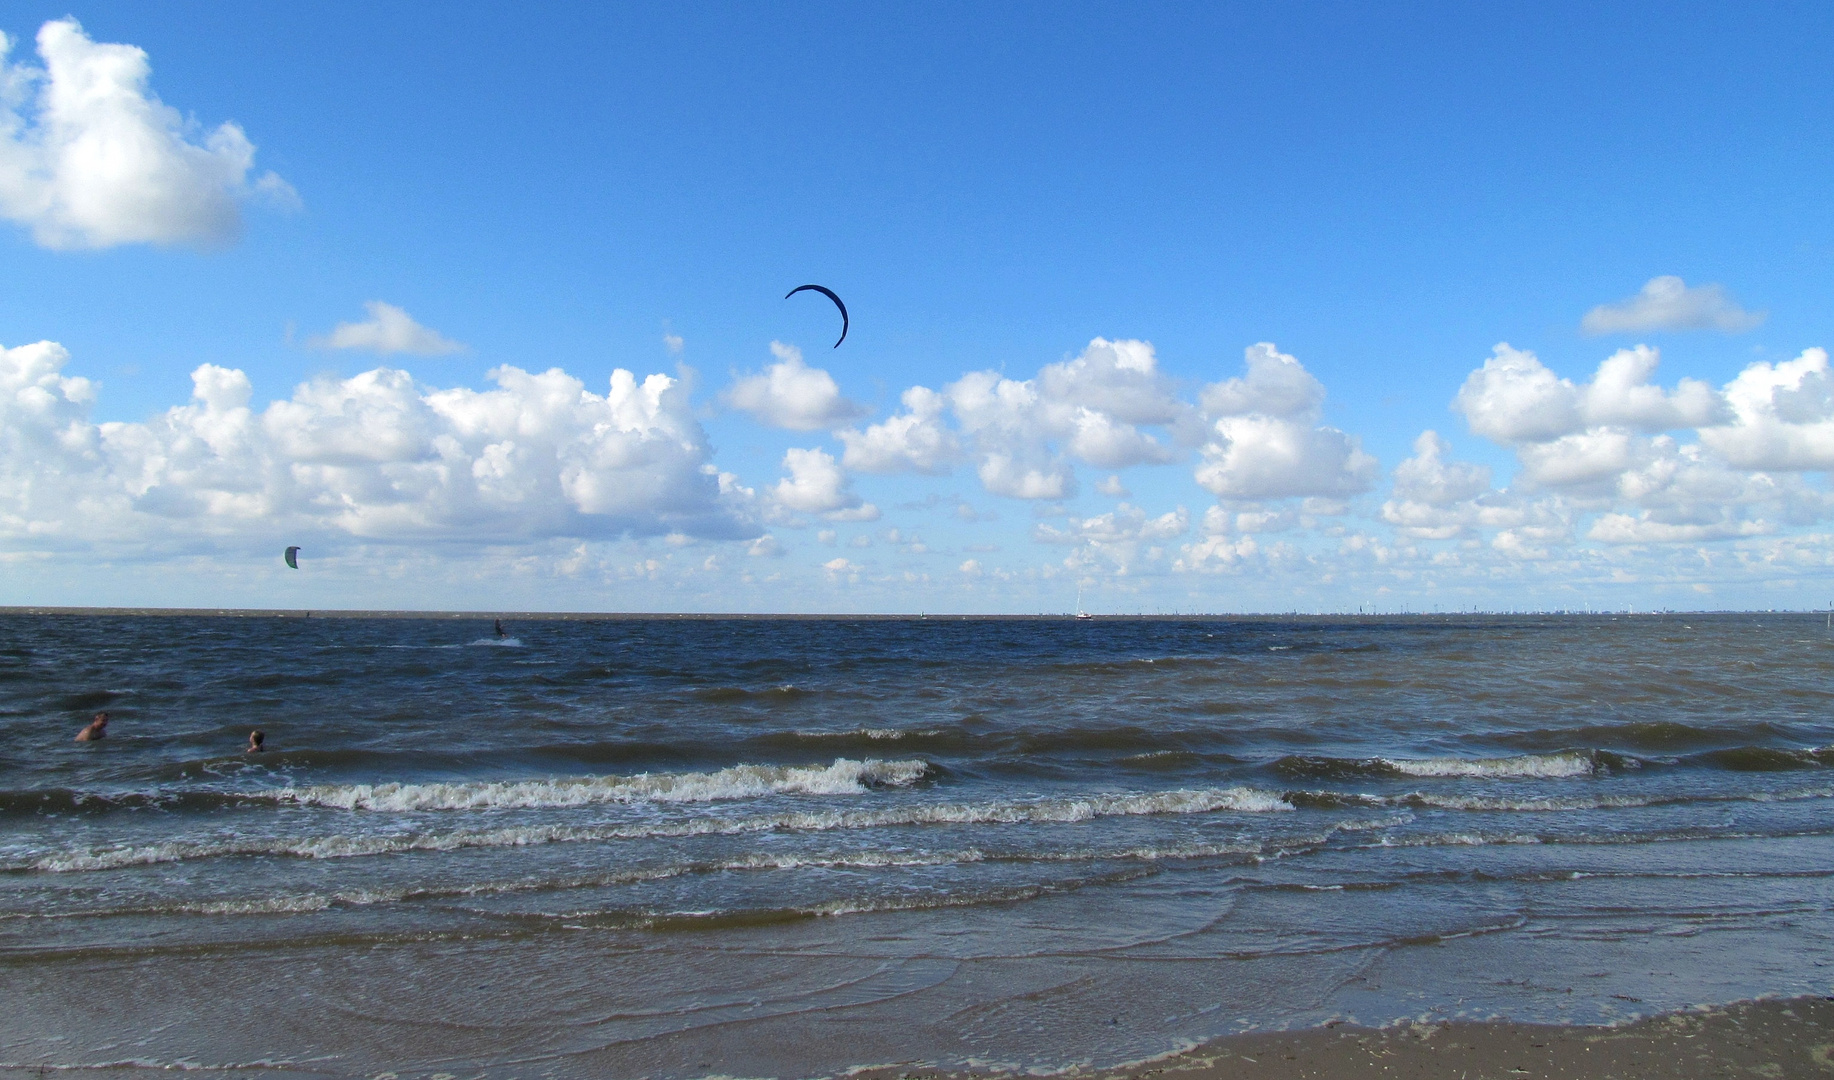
xmin=3 ymin=612 xmax=1832 ymax=1078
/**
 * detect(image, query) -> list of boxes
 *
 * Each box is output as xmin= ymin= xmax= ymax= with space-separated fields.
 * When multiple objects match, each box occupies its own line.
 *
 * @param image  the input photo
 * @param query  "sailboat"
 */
xmin=1075 ymin=585 xmax=1093 ymax=620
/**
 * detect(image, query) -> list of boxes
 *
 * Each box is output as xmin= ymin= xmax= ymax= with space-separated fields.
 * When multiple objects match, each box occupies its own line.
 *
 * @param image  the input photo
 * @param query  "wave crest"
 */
xmin=1274 ymin=751 xmax=1604 ymax=780
xmin=271 ymin=757 xmax=932 ymax=812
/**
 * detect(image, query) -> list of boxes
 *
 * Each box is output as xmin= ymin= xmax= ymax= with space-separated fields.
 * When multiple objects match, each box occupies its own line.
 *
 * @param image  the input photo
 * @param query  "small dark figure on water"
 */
xmin=75 ymin=712 xmax=108 ymax=742
xmin=247 ymin=730 xmax=266 ymax=753
xmin=495 ymin=619 xmax=506 ymax=638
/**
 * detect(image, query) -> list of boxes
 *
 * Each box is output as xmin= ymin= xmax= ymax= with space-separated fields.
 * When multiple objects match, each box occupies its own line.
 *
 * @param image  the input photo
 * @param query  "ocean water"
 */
xmin=3 ymin=612 xmax=1832 ymax=1078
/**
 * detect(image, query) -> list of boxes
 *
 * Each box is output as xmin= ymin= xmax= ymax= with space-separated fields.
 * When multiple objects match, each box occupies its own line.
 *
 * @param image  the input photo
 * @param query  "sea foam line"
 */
xmin=23 ymin=785 xmax=1292 ymax=872
xmin=6 ymin=839 xmax=1284 ymax=920
xmin=1382 ymin=752 xmax=1598 ymax=779
xmin=268 ymin=757 xmax=931 ymax=811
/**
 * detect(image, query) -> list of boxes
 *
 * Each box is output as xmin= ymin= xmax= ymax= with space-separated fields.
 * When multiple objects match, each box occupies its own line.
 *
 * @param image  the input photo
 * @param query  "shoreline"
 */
xmin=853 ymin=997 xmax=1834 ymax=1080
xmin=5 ymin=998 xmax=1827 ymax=1078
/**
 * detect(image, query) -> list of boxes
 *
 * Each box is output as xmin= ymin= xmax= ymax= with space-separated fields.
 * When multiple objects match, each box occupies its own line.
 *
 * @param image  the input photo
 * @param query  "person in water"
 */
xmin=75 ymin=712 xmax=108 ymax=742
xmin=246 ymin=730 xmax=266 ymax=753
xmin=494 ymin=619 xmax=506 ymax=638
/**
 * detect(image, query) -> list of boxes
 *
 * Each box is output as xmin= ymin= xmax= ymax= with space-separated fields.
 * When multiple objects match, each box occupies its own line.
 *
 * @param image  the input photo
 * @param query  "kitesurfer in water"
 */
xmin=494 ymin=619 xmax=506 ymax=638
xmin=75 ymin=712 xmax=108 ymax=742
xmin=247 ymin=730 xmax=266 ymax=753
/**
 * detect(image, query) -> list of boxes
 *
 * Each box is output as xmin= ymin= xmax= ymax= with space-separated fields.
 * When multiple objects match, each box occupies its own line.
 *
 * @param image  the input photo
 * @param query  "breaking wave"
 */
xmin=23 ymin=785 xmax=1292 ymax=872
xmin=1272 ymin=750 xmax=1613 ymax=781
xmin=267 ymin=757 xmax=932 ymax=811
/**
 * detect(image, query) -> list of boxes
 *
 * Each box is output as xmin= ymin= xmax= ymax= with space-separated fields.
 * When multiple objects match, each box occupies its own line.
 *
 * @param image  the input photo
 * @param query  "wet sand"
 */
xmin=857 ymin=997 xmax=1834 ymax=1080
xmin=1 ymin=998 xmax=1828 ymax=1078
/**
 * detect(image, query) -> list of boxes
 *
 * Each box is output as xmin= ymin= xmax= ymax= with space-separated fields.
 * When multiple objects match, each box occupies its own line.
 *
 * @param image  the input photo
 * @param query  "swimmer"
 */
xmin=494 ymin=619 xmax=506 ymax=638
xmin=246 ymin=729 xmax=266 ymax=753
xmin=75 ymin=712 xmax=108 ymax=742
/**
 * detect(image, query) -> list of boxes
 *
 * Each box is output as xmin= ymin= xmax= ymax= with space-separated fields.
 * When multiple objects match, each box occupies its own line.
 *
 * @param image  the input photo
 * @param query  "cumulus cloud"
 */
xmin=835 ymin=338 xmax=1200 ymax=501
xmin=0 ymin=340 xmax=755 ymax=550
xmin=838 ymin=386 xmax=960 ymax=473
xmin=1455 ymin=343 xmax=1723 ymax=445
xmin=1699 ymin=348 xmax=1834 ymax=470
xmin=1582 ymin=276 xmax=1764 ymax=335
xmin=1434 ymin=340 xmax=1832 ymax=548
xmin=726 ymin=342 xmax=868 ymax=431
xmin=770 ymin=446 xmax=879 ymax=521
xmin=952 ymin=338 xmax=1189 ymax=474
xmin=1194 ymin=344 xmax=1378 ymax=500
xmin=1379 ymin=431 xmax=1501 ymax=540
xmin=0 ymin=19 xmax=296 ymax=250
xmin=1036 ymin=502 xmax=1190 ymax=575
xmin=310 ymin=302 xmax=465 ymax=356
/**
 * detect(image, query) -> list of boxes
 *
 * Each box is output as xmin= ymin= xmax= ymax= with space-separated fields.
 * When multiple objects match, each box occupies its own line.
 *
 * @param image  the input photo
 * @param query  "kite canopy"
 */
xmin=785 ymin=284 xmax=848 ymax=348
xmin=284 ymin=546 xmax=300 ymax=570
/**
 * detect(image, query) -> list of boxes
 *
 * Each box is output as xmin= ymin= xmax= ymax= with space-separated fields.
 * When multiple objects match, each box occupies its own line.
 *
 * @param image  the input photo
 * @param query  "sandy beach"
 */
xmin=853 ymin=997 xmax=1834 ymax=1080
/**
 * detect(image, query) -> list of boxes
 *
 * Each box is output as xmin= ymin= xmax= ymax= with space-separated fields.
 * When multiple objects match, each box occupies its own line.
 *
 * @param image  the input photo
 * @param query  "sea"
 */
xmin=2 ymin=611 xmax=1832 ymax=1078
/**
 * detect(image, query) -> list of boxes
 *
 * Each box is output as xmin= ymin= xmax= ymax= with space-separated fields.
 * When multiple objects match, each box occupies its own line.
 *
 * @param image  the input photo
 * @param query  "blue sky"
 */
xmin=4 ymin=3 xmax=1834 ymax=612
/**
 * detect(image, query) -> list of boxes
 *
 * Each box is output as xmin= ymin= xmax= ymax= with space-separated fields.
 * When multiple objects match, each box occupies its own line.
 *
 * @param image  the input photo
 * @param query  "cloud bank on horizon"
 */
xmin=2 ymin=15 xmax=1830 ymax=612
xmin=9 ymin=313 xmax=1834 ymax=610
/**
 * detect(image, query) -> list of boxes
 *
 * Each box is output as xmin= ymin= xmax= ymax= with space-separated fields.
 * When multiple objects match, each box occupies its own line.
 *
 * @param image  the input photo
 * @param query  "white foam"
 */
xmin=1382 ymin=752 xmax=1596 ymax=779
xmin=29 ymin=785 xmax=1291 ymax=871
xmin=270 ymin=757 xmax=931 ymax=811
xmin=794 ymin=727 xmax=924 ymax=740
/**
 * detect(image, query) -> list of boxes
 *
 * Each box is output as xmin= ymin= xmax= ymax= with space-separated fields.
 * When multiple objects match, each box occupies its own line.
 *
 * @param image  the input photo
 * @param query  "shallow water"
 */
xmin=2 ymin=612 xmax=1831 ymax=1077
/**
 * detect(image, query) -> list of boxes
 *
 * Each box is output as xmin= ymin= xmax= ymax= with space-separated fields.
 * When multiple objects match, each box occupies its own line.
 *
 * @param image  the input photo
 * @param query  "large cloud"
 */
xmin=1581 ymin=276 xmax=1764 ymax=335
xmin=838 ymin=338 xmax=1192 ymax=499
xmin=1454 ymin=343 xmax=1723 ymax=445
xmin=1699 ymin=348 xmax=1834 ymax=470
xmin=0 ymin=340 xmax=755 ymax=550
xmin=0 ymin=19 xmax=295 ymax=249
xmin=837 ymin=386 xmax=960 ymax=473
xmin=1435 ymin=341 xmax=1828 ymax=550
xmin=769 ymin=447 xmax=879 ymax=522
xmin=725 ymin=342 xmax=868 ymax=431
xmin=1194 ymin=344 xmax=1378 ymax=499
xmin=1036 ymin=502 xmax=1189 ymax=576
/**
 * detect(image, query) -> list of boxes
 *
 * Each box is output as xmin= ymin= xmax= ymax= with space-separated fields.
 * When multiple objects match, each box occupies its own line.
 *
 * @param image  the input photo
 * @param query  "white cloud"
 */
xmin=1173 ymin=507 xmax=1266 ymax=573
xmin=975 ymin=450 xmax=1075 ymax=500
xmin=838 ymin=386 xmax=960 ymax=473
xmin=950 ymin=339 xmax=1187 ymax=471
xmin=1699 ymin=348 xmax=1834 ymax=470
xmin=1455 ymin=343 xmax=1723 ymax=445
xmin=310 ymin=302 xmax=465 ymax=356
xmin=1035 ymin=502 xmax=1189 ymax=577
xmin=769 ymin=446 xmax=878 ymax=521
xmin=1095 ymin=474 xmax=1130 ymax=497
xmin=726 ymin=342 xmax=868 ymax=431
xmin=836 ymin=338 xmax=1199 ymax=501
xmin=1582 ymin=276 xmax=1764 ymax=335
xmin=0 ymin=19 xmax=295 ymax=250
xmin=1391 ymin=431 xmax=1491 ymax=507
xmin=1193 ymin=344 xmax=1378 ymax=500
xmin=0 ymin=340 xmax=754 ymax=550
xmin=1035 ymin=503 xmax=1188 ymax=546
xmin=1379 ymin=431 xmax=1498 ymax=540
xmin=663 ymin=332 xmax=684 ymax=355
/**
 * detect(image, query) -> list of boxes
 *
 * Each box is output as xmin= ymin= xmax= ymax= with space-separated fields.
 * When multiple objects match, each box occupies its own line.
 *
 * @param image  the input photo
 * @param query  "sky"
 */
xmin=4 ymin=2 xmax=1834 ymax=613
